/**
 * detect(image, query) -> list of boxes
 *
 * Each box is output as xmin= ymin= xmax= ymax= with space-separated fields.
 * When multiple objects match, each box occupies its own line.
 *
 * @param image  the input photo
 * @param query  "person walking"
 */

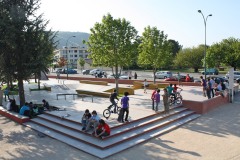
xmin=4 ymin=88 xmax=9 ymax=101
xmin=210 ymin=77 xmax=215 ymax=97
xmin=143 ymin=79 xmax=148 ymax=94
xmin=154 ymin=89 xmax=160 ymax=112
xmin=151 ymin=88 xmax=158 ymax=110
xmin=206 ymin=78 xmax=212 ymax=99
xmin=200 ymin=76 xmax=207 ymax=97
xmin=162 ymin=88 xmax=169 ymax=114
xmin=134 ymin=72 xmax=137 ymax=79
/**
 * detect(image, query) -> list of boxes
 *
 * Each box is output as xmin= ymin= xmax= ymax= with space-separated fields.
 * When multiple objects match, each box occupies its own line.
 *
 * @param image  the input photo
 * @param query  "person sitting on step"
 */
xmin=81 ymin=109 xmax=92 ymax=131
xmin=84 ymin=110 xmax=100 ymax=133
xmin=94 ymin=119 xmax=110 ymax=139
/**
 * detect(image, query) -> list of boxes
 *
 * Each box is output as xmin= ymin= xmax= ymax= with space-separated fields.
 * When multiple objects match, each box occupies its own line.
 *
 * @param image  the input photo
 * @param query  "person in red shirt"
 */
xmin=94 ymin=119 xmax=110 ymax=139
xmin=185 ymin=74 xmax=191 ymax=82
xmin=151 ymin=88 xmax=158 ymax=111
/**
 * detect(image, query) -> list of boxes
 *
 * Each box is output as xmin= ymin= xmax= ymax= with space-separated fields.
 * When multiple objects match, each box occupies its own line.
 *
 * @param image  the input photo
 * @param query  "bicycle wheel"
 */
xmin=103 ymin=109 xmax=111 ymax=119
xmin=169 ymin=97 xmax=174 ymax=106
xmin=117 ymin=107 xmax=121 ymax=115
xmin=176 ymin=97 xmax=182 ymax=104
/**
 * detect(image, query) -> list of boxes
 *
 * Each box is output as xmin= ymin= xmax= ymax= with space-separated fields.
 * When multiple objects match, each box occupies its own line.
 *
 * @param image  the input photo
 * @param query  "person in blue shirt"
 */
xmin=85 ymin=110 xmax=100 ymax=133
xmin=19 ymin=102 xmax=30 ymax=116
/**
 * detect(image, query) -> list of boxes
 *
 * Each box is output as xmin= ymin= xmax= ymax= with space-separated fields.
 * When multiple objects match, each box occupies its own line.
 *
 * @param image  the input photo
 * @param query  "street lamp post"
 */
xmin=66 ymin=36 xmax=76 ymax=79
xmin=198 ymin=10 xmax=212 ymax=80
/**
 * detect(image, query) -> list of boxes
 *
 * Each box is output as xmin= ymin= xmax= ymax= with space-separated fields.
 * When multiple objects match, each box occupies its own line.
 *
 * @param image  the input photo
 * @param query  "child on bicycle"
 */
xmin=173 ymin=84 xmax=183 ymax=99
xmin=109 ymin=89 xmax=119 ymax=113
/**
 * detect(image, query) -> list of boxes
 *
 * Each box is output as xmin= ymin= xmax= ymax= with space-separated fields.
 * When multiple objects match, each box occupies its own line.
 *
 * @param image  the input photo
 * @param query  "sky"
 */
xmin=39 ymin=0 xmax=240 ymax=48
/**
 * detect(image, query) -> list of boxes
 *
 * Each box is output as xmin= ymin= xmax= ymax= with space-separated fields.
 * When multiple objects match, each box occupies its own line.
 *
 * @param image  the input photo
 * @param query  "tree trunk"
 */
xmin=153 ymin=69 xmax=156 ymax=84
xmin=194 ymin=68 xmax=199 ymax=73
xmin=35 ymin=73 xmax=37 ymax=83
xmin=114 ymin=66 xmax=119 ymax=93
xmin=38 ymin=74 xmax=41 ymax=90
xmin=18 ymin=79 xmax=25 ymax=107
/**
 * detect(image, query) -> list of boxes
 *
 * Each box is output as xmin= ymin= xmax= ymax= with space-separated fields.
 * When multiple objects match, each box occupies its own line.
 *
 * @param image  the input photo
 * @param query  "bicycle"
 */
xmin=103 ymin=100 xmax=121 ymax=119
xmin=169 ymin=89 xmax=183 ymax=106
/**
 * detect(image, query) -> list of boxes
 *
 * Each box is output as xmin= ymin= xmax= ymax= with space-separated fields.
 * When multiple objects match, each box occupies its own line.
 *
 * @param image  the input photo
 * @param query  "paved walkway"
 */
xmin=1 ymin=79 xmax=240 ymax=159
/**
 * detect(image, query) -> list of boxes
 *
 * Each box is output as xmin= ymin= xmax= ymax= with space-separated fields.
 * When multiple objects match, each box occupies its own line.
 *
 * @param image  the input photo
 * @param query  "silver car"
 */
xmin=225 ymin=71 xmax=240 ymax=80
xmin=155 ymin=71 xmax=173 ymax=79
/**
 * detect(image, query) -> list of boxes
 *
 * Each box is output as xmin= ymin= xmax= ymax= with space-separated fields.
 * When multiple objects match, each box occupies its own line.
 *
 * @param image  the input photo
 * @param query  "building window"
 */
xmin=74 ymin=55 xmax=78 ymax=57
xmin=74 ymin=50 xmax=77 ymax=53
xmin=79 ymin=50 xmax=83 ymax=53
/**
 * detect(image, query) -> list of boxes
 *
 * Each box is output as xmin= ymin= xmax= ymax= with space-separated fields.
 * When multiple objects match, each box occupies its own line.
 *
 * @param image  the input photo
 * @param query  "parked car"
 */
xmin=82 ymin=69 xmax=90 ymax=75
xmin=225 ymin=71 xmax=240 ymax=80
xmin=164 ymin=75 xmax=194 ymax=82
xmin=62 ymin=69 xmax=77 ymax=74
xmin=89 ymin=69 xmax=102 ymax=75
xmin=107 ymin=74 xmax=128 ymax=79
xmin=207 ymin=76 xmax=228 ymax=84
xmin=154 ymin=71 xmax=172 ymax=79
xmin=201 ymin=68 xmax=219 ymax=75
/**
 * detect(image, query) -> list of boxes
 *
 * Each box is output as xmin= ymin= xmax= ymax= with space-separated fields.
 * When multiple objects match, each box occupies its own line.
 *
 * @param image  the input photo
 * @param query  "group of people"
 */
xmin=200 ymin=76 xmax=228 ymax=99
xmin=151 ymin=83 xmax=182 ymax=113
xmin=82 ymin=110 xmax=110 ymax=139
xmin=109 ymin=89 xmax=130 ymax=123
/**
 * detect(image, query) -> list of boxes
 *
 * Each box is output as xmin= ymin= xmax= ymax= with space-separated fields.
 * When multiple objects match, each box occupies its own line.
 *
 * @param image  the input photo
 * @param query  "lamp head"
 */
xmin=209 ymin=14 xmax=212 ymax=16
xmin=198 ymin=10 xmax=202 ymax=13
xmin=73 ymin=36 xmax=76 ymax=37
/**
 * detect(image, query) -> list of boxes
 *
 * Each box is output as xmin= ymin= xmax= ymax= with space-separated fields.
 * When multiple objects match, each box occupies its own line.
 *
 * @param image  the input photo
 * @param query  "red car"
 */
xmin=164 ymin=75 xmax=194 ymax=82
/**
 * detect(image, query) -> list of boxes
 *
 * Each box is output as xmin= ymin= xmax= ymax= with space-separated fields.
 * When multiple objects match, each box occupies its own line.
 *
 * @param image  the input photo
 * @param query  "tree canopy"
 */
xmin=0 ymin=0 xmax=56 ymax=105
xmin=86 ymin=13 xmax=139 ymax=90
xmin=137 ymin=26 xmax=171 ymax=83
xmin=206 ymin=37 xmax=240 ymax=70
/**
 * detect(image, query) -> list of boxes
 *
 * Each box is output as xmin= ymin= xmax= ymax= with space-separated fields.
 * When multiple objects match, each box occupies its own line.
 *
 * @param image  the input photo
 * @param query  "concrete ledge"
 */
xmin=43 ymin=83 xmax=51 ymax=91
xmin=133 ymin=81 xmax=169 ymax=90
xmin=76 ymin=89 xmax=110 ymax=98
xmin=0 ymin=106 xmax=30 ymax=124
xmin=183 ymin=95 xmax=229 ymax=114
xmin=80 ymin=80 xmax=108 ymax=86
xmin=105 ymin=87 xmax=135 ymax=95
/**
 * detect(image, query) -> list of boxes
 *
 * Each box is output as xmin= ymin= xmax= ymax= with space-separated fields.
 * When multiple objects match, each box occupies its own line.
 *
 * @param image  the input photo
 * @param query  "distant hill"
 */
xmin=54 ymin=31 xmax=90 ymax=49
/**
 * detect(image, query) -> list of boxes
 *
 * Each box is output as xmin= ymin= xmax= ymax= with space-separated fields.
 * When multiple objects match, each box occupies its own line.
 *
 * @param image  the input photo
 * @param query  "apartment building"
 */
xmin=53 ymin=46 xmax=90 ymax=68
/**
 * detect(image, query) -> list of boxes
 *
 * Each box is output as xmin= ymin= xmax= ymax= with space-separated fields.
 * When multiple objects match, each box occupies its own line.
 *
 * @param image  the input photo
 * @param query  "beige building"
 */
xmin=53 ymin=46 xmax=90 ymax=69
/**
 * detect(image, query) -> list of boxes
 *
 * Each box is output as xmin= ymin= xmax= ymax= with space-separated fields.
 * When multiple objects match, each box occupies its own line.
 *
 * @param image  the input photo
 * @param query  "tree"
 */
xmin=168 ymin=39 xmax=182 ymax=57
xmin=206 ymin=37 xmax=240 ymax=70
xmin=58 ymin=57 xmax=67 ymax=68
xmin=174 ymin=45 xmax=205 ymax=72
xmin=137 ymin=26 xmax=171 ymax=83
xmin=86 ymin=13 xmax=139 ymax=90
xmin=78 ymin=57 xmax=85 ymax=71
xmin=0 ymin=0 xmax=56 ymax=106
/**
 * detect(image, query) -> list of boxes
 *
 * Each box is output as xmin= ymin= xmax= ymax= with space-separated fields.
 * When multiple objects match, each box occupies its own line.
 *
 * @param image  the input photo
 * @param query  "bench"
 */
xmin=56 ymin=93 xmax=93 ymax=102
xmin=0 ymin=106 xmax=30 ymax=124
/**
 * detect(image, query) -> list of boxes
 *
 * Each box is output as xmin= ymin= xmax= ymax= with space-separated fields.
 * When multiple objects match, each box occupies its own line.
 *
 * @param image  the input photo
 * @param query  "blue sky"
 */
xmin=39 ymin=0 xmax=240 ymax=48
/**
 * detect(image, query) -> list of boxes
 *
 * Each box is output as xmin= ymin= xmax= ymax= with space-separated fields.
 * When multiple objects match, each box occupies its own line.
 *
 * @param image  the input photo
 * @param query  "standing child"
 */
xmin=143 ymin=79 xmax=148 ymax=93
xmin=162 ymin=88 xmax=169 ymax=114
xmin=118 ymin=92 xmax=129 ymax=123
xmin=154 ymin=89 xmax=160 ymax=112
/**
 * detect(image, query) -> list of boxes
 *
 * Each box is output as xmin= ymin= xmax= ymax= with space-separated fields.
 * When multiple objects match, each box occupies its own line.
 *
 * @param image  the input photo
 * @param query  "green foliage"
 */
xmin=0 ymin=0 xmax=57 ymax=105
xmin=87 ymin=13 xmax=138 ymax=70
xmin=78 ymin=57 xmax=85 ymax=69
xmin=137 ymin=26 xmax=171 ymax=82
xmin=86 ymin=13 xmax=139 ymax=90
xmin=207 ymin=37 xmax=240 ymax=70
xmin=174 ymin=45 xmax=205 ymax=72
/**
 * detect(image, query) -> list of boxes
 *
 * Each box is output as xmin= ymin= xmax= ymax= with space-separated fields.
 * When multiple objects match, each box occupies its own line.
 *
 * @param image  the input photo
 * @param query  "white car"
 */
xmin=154 ymin=71 xmax=173 ymax=79
xmin=225 ymin=71 xmax=240 ymax=80
xmin=107 ymin=74 xmax=128 ymax=79
xmin=89 ymin=69 xmax=102 ymax=75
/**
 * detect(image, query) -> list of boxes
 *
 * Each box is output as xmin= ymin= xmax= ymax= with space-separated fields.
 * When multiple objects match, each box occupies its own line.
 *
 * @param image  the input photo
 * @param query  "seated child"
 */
xmin=81 ymin=109 xmax=92 ymax=131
